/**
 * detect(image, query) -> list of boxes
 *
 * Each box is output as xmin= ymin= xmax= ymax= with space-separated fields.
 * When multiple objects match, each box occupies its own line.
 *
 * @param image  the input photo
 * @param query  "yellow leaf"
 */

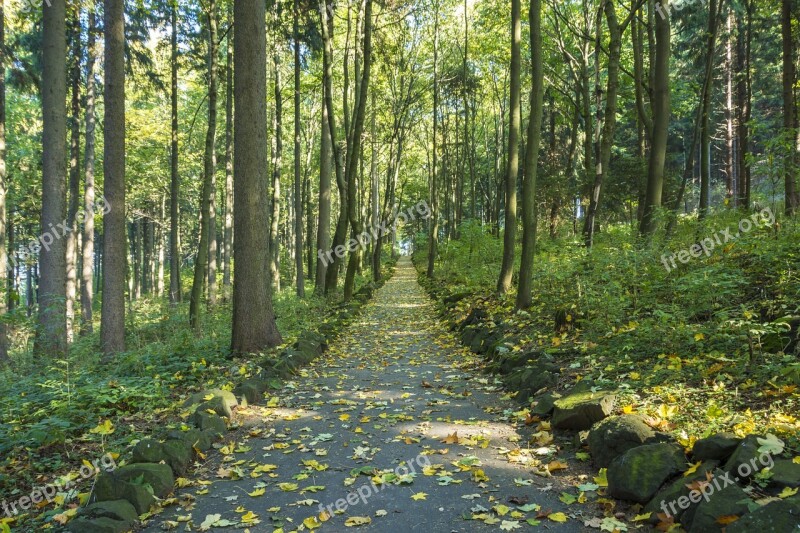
xmin=89 ymin=419 xmax=115 ymax=436
xmin=633 ymin=512 xmax=652 ymax=521
xmin=694 ymin=333 xmax=705 ymax=341
xmin=622 ymin=405 xmax=636 ymax=414
xmin=303 ymin=516 xmax=322 ymax=529
xmin=339 ymin=413 xmax=351 ymax=421
xmin=594 ymin=468 xmax=608 ymax=487
xmin=248 ymin=487 xmax=266 ymax=497
xmin=793 ymin=456 xmax=800 ymax=465
xmin=548 ymin=512 xmax=568 ymax=522
xmin=278 ymin=482 xmax=299 ymax=492
xmin=683 ymin=461 xmax=702 ymax=477
xmin=779 ymin=487 xmax=799 ymax=499
xmin=240 ymin=511 xmax=259 ymax=523
xmin=344 ymin=516 xmax=372 ymax=527
xmin=411 ymin=492 xmax=428 ymax=501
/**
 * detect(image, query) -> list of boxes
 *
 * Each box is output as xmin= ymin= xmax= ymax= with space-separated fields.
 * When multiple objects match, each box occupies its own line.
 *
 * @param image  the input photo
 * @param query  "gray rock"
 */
xmin=161 ymin=439 xmax=193 ymax=476
xmin=234 ymin=378 xmax=270 ymax=404
xmin=184 ymin=389 xmax=238 ymax=417
xmin=692 ymin=432 xmax=741 ymax=461
xmin=165 ymin=428 xmax=213 ymax=452
xmin=92 ymin=474 xmax=154 ymax=515
xmin=725 ymin=499 xmax=800 ymax=532
xmin=131 ymin=439 xmax=164 ymax=465
xmin=607 ymin=443 xmax=686 ymax=503
xmin=681 ymin=476 xmax=751 ymax=532
xmin=531 ymin=392 xmax=557 ymax=416
xmin=643 ymin=460 xmax=719 ymax=524
xmin=79 ymin=499 xmax=139 ymax=523
xmin=724 ymin=434 xmax=774 ymax=480
xmin=588 ymin=415 xmax=657 ymax=467
xmin=769 ymin=459 xmax=800 ymax=490
xmin=551 ymin=391 xmax=615 ymax=430
xmin=190 ymin=411 xmax=227 ymax=436
xmin=114 ymin=463 xmax=175 ymax=498
xmin=66 ymin=517 xmax=133 ymax=533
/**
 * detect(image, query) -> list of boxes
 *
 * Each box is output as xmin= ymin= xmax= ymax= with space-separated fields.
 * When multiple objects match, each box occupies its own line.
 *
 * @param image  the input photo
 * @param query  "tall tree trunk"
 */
xmin=426 ymin=6 xmax=439 ymax=278
xmin=315 ymin=82 xmax=332 ymax=293
xmin=0 ymin=0 xmax=7 ymax=361
xmin=343 ymin=0 xmax=373 ymax=301
xmin=190 ymin=1 xmax=218 ymax=330
xmin=293 ymin=0 xmax=305 ymax=297
xmin=270 ymin=28 xmax=282 ymax=294
xmin=222 ymin=7 xmax=233 ymax=301
xmin=231 ymin=0 xmax=283 ymax=354
xmin=81 ymin=9 xmax=97 ymax=335
xmin=101 ymin=0 xmax=126 ymax=357
xmin=497 ymin=0 xmax=521 ymax=293
xmin=698 ymin=0 xmax=718 ymax=219
xmin=725 ymin=11 xmax=735 ymax=205
xmin=36 ymin=0 xmax=68 ymax=357
xmin=516 ymin=0 xmax=543 ymax=309
xmin=640 ymin=0 xmax=671 ymax=235
xmin=782 ymin=0 xmax=797 ymax=215
xmin=66 ymin=8 xmax=81 ymax=343
xmin=735 ymin=0 xmax=752 ymax=209
xmin=370 ymin=91 xmax=380 ymax=282
xmin=206 ymin=2 xmax=219 ymax=309
xmin=169 ymin=2 xmax=182 ymax=305
xmin=321 ymin=0 xmax=349 ymax=293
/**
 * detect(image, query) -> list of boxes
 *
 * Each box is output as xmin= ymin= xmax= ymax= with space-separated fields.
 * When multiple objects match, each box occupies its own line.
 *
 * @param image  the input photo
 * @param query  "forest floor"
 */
xmin=140 ymin=258 xmax=598 ymax=532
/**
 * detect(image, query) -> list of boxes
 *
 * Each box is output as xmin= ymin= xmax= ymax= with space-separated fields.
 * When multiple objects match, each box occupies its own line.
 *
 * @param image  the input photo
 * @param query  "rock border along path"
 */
xmin=141 ymin=258 xmax=582 ymax=532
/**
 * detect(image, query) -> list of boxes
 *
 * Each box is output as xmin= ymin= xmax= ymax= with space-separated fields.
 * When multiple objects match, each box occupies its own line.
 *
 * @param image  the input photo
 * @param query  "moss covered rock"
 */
xmin=692 ymin=432 xmax=741 ymax=461
xmin=114 ymin=463 xmax=175 ymax=498
xmin=588 ymin=415 xmax=657 ymax=467
xmin=552 ymin=390 xmax=615 ymax=430
xmin=607 ymin=443 xmax=686 ymax=503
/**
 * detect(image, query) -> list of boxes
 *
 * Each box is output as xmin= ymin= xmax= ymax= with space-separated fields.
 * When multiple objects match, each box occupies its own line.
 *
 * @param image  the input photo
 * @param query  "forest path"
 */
xmin=142 ymin=258 xmax=585 ymax=532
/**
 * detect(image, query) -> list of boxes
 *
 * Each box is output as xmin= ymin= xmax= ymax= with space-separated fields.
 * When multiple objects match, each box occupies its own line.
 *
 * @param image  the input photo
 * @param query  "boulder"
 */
xmin=66 ymin=517 xmax=133 ymax=533
xmin=184 ymin=389 xmax=238 ymax=416
xmin=725 ymin=499 xmax=800 ymax=532
xmin=588 ymin=415 xmax=657 ymax=467
xmin=643 ymin=460 xmax=720 ymax=524
xmin=234 ymin=378 xmax=270 ymax=405
xmin=92 ymin=474 xmax=154 ymax=515
xmin=165 ymin=428 xmax=213 ymax=452
xmin=78 ymin=500 xmax=138 ymax=523
xmin=190 ymin=411 xmax=227 ymax=436
xmin=531 ymin=392 xmax=557 ymax=416
xmin=114 ymin=463 xmax=175 ymax=498
xmin=607 ymin=443 xmax=686 ymax=503
xmin=723 ymin=434 xmax=774 ymax=480
xmin=131 ymin=439 xmax=164 ymax=465
xmin=692 ymin=432 xmax=741 ymax=461
xmin=552 ymin=391 xmax=615 ymax=430
xmin=768 ymin=459 xmax=800 ymax=491
xmin=681 ymin=477 xmax=751 ymax=532
xmin=161 ymin=439 xmax=193 ymax=475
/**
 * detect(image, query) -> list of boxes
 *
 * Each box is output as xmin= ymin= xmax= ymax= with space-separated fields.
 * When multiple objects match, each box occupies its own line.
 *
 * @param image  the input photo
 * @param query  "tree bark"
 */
xmin=497 ymin=0 xmax=521 ymax=293
xmin=294 ymin=0 xmax=305 ymax=297
xmin=222 ymin=7 xmax=234 ymax=300
xmin=0 ymin=0 xmax=7 ymax=361
xmin=100 ymin=0 xmax=126 ymax=357
xmin=782 ymin=0 xmax=797 ymax=215
xmin=81 ymin=9 xmax=97 ymax=335
xmin=516 ymin=0 xmax=543 ymax=309
xmin=231 ymin=0 xmax=283 ymax=354
xmin=640 ymin=0 xmax=671 ymax=236
xmin=426 ymin=6 xmax=439 ymax=278
xmin=65 ymin=7 xmax=81 ymax=344
xmin=169 ymin=2 xmax=182 ymax=305
xmin=270 ymin=24 xmax=282 ymax=294
xmin=190 ymin=1 xmax=218 ymax=330
xmin=315 ymin=81 xmax=332 ymax=293
xmin=36 ymin=0 xmax=68 ymax=357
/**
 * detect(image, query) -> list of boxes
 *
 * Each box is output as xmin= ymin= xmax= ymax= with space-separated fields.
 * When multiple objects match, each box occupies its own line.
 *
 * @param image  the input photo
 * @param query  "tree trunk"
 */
xmin=65 ymin=8 xmax=81 ymax=344
xmin=222 ymin=6 xmax=233 ymax=301
xmin=426 ymin=6 xmax=439 ymax=278
xmin=640 ymin=0 xmax=670 ymax=235
xmin=497 ymin=0 xmax=521 ymax=293
xmin=343 ymin=0 xmax=373 ymax=301
xmin=189 ymin=1 xmax=218 ymax=330
xmin=231 ymin=0 xmax=283 ymax=354
xmin=81 ymin=9 xmax=97 ymax=335
xmin=516 ymin=0 xmax=543 ymax=309
xmin=293 ymin=0 xmax=305 ymax=297
xmin=782 ymin=0 xmax=797 ymax=215
xmin=0 ymin=0 xmax=7 ymax=361
xmin=698 ymin=0 xmax=717 ymax=219
xmin=315 ymin=82 xmax=332 ymax=293
xmin=36 ymin=0 xmax=68 ymax=357
xmin=100 ymin=0 xmax=126 ymax=357
xmin=169 ymin=3 xmax=181 ymax=305
xmin=735 ymin=0 xmax=752 ymax=209
xmin=270 ymin=28 xmax=282 ymax=294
